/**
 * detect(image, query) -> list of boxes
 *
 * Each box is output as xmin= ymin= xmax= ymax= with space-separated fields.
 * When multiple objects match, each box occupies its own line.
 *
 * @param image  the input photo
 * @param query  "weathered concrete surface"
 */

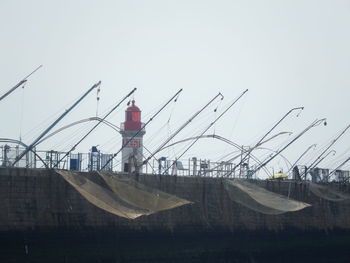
xmin=1 ymin=167 xmax=350 ymax=232
xmin=1 ymin=167 xmax=350 ymax=262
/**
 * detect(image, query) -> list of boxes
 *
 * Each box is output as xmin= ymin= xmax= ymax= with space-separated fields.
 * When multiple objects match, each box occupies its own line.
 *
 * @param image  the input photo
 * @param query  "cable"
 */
xmin=53 ymin=87 xmax=137 ymax=168
xmin=161 ymin=89 xmax=248 ymax=175
xmin=19 ymin=82 xmax=26 ymax=142
xmin=12 ymin=82 xmax=101 ymax=166
xmin=104 ymin=89 xmax=183 ymax=170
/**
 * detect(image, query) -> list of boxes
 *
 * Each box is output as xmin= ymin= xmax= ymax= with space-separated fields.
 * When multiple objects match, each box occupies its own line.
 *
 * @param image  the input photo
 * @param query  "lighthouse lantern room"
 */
xmin=120 ymin=100 xmax=145 ymax=173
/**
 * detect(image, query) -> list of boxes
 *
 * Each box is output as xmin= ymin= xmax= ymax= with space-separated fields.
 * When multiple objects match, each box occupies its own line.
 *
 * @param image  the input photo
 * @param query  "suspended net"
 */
xmin=97 ymin=171 xmax=192 ymax=213
xmin=56 ymin=170 xmax=190 ymax=219
xmin=224 ymin=179 xmax=311 ymax=215
xmin=308 ymin=182 xmax=350 ymax=202
xmin=56 ymin=170 xmax=149 ymax=219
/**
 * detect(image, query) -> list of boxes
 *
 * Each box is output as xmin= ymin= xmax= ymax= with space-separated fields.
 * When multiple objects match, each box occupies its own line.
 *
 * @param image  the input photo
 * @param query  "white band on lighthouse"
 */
xmin=120 ymin=100 xmax=146 ymax=173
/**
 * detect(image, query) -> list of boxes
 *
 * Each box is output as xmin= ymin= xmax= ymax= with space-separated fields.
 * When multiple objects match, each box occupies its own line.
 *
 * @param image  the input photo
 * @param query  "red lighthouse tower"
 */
xmin=120 ymin=100 xmax=145 ymax=173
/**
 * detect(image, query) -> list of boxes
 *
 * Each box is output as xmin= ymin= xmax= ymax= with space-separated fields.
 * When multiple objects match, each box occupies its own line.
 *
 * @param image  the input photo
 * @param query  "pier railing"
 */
xmin=1 ymin=144 xmax=349 ymax=182
xmin=0 ymin=145 xmax=113 ymax=171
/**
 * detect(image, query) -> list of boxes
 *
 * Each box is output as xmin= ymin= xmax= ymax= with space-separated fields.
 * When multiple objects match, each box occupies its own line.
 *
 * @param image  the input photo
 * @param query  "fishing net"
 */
xmin=97 ymin=171 xmax=191 ymax=213
xmin=56 ymin=170 xmax=191 ymax=219
xmin=308 ymin=182 xmax=350 ymax=202
xmin=56 ymin=170 xmax=149 ymax=219
xmin=224 ymin=179 xmax=311 ymax=215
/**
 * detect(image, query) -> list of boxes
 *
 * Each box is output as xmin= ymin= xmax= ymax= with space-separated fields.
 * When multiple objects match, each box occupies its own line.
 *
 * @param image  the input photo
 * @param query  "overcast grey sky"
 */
xmin=1 ymin=0 xmax=349 ymax=172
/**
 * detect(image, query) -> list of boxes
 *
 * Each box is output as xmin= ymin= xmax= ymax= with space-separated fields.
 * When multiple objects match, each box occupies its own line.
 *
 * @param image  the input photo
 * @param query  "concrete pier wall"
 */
xmin=1 ymin=168 xmax=350 ymax=262
xmin=1 ymin=167 xmax=350 ymax=232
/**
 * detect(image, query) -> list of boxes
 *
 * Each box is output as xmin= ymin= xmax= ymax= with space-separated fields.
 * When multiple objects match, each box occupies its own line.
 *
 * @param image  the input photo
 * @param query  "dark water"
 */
xmin=1 ymin=229 xmax=350 ymax=262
